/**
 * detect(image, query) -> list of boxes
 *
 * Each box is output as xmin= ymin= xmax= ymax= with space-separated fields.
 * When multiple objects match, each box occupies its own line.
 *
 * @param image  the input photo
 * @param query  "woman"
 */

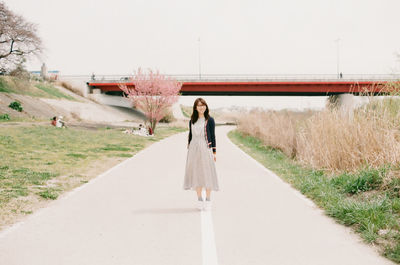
xmin=183 ymin=98 xmax=219 ymax=211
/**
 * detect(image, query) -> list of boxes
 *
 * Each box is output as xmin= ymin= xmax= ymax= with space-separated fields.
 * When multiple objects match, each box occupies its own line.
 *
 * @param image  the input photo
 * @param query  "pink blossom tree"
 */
xmin=119 ymin=68 xmax=182 ymax=133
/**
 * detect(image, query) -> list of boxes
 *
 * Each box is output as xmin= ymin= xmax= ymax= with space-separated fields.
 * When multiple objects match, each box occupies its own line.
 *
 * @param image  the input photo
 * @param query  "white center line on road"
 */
xmin=201 ymin=191 xmax=219 ymax=265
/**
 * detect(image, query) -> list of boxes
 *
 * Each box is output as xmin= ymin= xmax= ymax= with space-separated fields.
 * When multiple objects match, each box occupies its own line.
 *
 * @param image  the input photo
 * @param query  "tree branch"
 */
xmin=0 ymin=2 xmax=43 ymax=69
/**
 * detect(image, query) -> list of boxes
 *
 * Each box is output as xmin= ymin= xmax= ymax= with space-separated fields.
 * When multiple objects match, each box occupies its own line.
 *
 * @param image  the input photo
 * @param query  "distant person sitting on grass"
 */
xmin=127 ymin=124 xmax=150 ymax=136
xmin=139 ymin=124 xmax=147 ymax=135
xmin=51 ymin=116 xmax=57 ymax=126
xmin=122 ymin=124 xmax=155 ymax=137
xmin=56 ymin=116 xmax=66 ymax=128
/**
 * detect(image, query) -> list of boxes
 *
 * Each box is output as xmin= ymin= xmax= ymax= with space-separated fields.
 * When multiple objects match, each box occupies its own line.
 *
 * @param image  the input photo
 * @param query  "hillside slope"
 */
xmin=0 ymin=77 xmax=145 ymax=124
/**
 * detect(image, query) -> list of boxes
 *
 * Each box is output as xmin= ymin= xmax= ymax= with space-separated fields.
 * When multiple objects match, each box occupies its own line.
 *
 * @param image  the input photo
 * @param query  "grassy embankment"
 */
xmin=228 ymin=86 xmax=400 ymax=263
xmin=180 ymin=104 xmax=191 ymax=118
xmin=0 ymin=124 xmax=186 ymax=230
xmin=0 ymin=76 xmax=77 ymax=122
xmin=0 ymin=76 xmax=75 ymax=100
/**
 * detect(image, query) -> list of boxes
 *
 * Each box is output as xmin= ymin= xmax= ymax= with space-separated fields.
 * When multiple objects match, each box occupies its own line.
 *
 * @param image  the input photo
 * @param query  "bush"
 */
xmin=8 ymin=101 xmax=23 ymax=112
xmin=0 ymin=114 xmax=10 ymax=120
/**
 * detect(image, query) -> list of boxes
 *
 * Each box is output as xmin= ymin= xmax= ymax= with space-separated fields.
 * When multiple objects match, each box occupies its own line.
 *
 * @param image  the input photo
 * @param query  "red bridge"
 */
xmin=86 ymin=75 xmax=399 ymax=96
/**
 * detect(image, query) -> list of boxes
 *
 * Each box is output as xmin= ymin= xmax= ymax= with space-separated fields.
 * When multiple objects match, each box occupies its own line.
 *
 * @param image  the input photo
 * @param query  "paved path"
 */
xmin=0 ymin=126 xmax=395 ymax=265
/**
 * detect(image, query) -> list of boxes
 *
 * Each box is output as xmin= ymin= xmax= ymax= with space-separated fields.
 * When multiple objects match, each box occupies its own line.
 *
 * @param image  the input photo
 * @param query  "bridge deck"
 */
xmin=87 ymin=80 xmax=394 ymax=96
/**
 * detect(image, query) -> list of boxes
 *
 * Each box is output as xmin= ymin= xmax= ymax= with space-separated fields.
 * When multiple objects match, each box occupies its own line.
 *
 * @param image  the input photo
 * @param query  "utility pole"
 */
xmin=335 ymin=38 xmax=341 ymax=79
xmin=198 ymin=37 xmax=201 ymax=80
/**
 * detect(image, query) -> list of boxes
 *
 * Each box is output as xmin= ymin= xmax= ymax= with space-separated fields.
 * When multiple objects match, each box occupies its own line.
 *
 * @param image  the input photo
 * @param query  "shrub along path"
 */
xmin=0 ymin=126 xmax=394 ymax=265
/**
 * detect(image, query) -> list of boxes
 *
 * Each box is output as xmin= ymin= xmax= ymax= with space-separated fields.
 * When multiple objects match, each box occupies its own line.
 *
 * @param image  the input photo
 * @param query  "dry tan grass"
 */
xmin=211 ymin=107 xmax=244 ymax=124
xmin=296 ymin=106 xmax=400 ymax=172
xmin=57 ymin=81 xmax=84 ymax=97
xmin=237 ymin=108 xmax=315 ymax=158
xmin=167 ymin=119 xmax=188 ymax=129
xmin=237 ymin=94 xmax=400 ymax=174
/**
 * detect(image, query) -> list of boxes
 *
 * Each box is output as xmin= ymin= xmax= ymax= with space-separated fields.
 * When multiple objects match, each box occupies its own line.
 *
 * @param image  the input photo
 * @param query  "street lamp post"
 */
xmin=335 ymin=38 xmax=341 ymax=79
xmin=198 ymin=37 xmax=201 ymax=80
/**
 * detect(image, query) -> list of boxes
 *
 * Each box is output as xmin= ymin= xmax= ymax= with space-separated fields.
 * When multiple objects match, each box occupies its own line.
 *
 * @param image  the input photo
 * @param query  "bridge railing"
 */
xmin=60 ymin=74 xmax=400 ymax=83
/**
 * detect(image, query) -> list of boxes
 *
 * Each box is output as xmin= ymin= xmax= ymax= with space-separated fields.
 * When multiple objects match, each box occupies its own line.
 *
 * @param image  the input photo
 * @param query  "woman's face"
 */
xmin=196 ymin=102 xmax=206 ymax=115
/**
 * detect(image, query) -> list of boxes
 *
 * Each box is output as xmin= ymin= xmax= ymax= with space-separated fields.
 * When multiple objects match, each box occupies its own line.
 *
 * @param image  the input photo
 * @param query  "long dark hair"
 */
xmin=191 ymin=98 xmax=210 ymax=124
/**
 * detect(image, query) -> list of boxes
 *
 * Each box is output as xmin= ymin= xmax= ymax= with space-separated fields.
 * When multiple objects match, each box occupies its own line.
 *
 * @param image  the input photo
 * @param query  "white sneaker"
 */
xmin=197 ymin=200 xmax=204 ymax=211
xmin=204 ymin=200 xmax=212 ymax=211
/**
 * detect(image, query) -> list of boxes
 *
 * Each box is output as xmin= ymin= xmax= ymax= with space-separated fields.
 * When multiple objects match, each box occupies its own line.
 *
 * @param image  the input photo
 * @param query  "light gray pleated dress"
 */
xmin=183 ymin=117 xmax=219 ymax=191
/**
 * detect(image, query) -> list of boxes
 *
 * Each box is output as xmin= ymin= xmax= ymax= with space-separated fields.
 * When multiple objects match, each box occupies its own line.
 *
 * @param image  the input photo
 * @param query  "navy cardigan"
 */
xmin=188 ymin=116 xmax=216 ymax=154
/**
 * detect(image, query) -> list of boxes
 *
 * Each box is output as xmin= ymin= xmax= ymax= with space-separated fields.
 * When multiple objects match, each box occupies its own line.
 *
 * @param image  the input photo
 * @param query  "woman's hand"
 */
xmin=213 ymin=153 xmax=216 ymax=162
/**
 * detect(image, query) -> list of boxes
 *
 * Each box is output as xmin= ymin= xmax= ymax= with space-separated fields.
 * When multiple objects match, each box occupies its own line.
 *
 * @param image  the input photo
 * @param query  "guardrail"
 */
xmin=60 ymin=74 xmax=400 ymax=82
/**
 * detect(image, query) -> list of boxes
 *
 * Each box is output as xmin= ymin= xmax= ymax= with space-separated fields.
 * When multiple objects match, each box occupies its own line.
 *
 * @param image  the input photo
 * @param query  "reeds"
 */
xmin=237 ymin=108 xmax=314 ymax=158
xmin=237 ymin=82 xmax=400 ymax=174
xmin=296 ymin=105 xmax=400 ymax=172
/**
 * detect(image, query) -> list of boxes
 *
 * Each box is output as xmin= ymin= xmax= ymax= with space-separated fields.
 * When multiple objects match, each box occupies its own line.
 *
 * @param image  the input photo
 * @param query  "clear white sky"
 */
xmin=5 ymin=0 xmax=400 ymax=76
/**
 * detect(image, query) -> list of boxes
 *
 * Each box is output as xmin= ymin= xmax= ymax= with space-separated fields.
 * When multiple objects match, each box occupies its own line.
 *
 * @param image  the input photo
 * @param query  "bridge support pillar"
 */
xmin=326 ymin=94 xmax=369 ymax=118
xmin=88 ymin=94 xmax=134 ymax=108
xmin=171 ymin=101 xmax=185 ymax=120
xmin=92 ymin=89 xmax=102 ymax=94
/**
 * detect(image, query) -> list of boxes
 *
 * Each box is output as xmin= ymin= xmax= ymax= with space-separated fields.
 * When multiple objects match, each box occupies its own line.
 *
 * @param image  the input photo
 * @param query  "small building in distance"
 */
xmin=30 ymin=63 xmax=60 ymax=80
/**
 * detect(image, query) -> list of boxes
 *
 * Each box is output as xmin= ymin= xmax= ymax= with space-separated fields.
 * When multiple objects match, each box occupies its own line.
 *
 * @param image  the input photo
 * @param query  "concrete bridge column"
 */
xmin=327 ymin=94 xmax=370 ymax=118
xmin=88 ymin=94 xmax=134 ymax=108
xmin=171 ymin=101 xmax=185 ymax=120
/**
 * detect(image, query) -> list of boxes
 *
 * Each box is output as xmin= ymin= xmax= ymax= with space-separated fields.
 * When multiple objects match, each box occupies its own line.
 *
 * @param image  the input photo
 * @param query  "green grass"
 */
xmin=35 ymin=83 xmax=76 ymax=100
xmin=180 ymin=105 xmax=192 ymax=118
xmin=0 ymin=116 xmax=48 ymax=123
xmin=66 ymin=153 xmax=87 ymax=159
xmin=0 ymin=125 xmax=186 ymax=208
xmin=331 ymin=168 xmax=386 ymax=195
xmin=228 ymin=129 xmax=400 ymax=264
xmin=0 ymin=166 xmax=58 ymax=203
xmin=115 ymin=153 xmax=133 ymax=157
xmin=0 ymin=78 xmax=11 ymax=92
xmin=37 ymin=188 xmax=60 ymax=200
xmin=0 ymin=76 xmax=76 ymax=100
xmin=100 ymin=144 xmax=131 ymax=151
xmin=0 ymin=114 xmax=10 ymax=121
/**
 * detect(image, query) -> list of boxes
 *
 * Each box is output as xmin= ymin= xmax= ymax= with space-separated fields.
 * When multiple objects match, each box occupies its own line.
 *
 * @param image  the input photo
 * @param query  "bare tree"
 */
xmin=0 ymin=2 xmax=42 ymax=73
